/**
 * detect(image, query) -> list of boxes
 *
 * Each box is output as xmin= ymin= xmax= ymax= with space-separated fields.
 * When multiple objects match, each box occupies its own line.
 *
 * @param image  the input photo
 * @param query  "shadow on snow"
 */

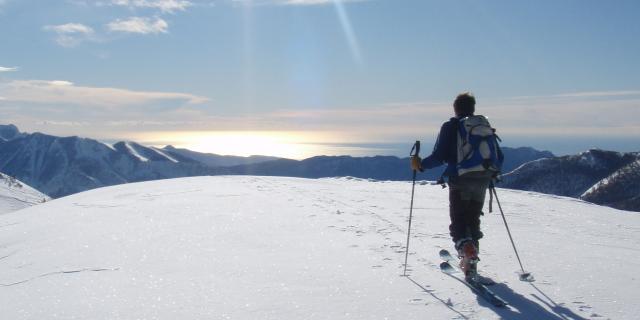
xmin=488 ymin=282 xmax=590 ymax=320
xmin=407 ymin=275 xmax=592 ymax=320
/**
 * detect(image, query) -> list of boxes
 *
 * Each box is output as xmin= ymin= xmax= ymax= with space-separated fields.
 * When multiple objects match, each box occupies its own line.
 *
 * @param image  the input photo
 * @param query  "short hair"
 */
xmin=453 ymin=92 xmax=476 ymax=116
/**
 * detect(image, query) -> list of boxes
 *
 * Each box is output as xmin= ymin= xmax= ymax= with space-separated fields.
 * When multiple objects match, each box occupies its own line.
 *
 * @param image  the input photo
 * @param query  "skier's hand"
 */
xmin=410 ymin=156 xmax=423 ymax=172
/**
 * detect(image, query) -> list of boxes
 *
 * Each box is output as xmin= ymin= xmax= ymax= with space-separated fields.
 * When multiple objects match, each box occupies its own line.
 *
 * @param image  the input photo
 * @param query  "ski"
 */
xmin=439 ymin=249 xmax=496 ymax=285
xmin=439 ymin=249 xmax=507 ymax=308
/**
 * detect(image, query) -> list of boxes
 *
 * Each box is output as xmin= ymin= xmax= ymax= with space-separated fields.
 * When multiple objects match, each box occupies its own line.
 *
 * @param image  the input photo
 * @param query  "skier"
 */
xmin=411 ymin=92 xmax=503 ymax=281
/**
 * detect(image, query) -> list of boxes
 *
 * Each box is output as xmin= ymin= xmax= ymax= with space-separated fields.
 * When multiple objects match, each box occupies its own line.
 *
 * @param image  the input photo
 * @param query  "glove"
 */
xmin=410 ymin=156 xmax=423 ymax=172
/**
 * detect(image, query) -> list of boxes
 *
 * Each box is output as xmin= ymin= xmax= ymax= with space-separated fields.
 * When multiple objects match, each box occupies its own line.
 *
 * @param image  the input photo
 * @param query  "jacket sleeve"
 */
xmin=421 ymin=122 xmax=452 ymax=169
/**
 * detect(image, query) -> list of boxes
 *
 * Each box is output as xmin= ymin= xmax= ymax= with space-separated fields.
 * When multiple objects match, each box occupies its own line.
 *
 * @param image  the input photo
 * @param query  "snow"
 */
xmin=151 ymin=147 xmax=179 ymax=163
xmin=1 ymin=176 xmax=638 ymax=319
xmin=582 ymin=159 xmax=640 ymax=198
xmin=124 ymin=141 xmax=149 ymax=162
xmin=100 ymin=142 xmax=116 ymax=151
xmin=0 ymin=172 xmax=49 ymax=214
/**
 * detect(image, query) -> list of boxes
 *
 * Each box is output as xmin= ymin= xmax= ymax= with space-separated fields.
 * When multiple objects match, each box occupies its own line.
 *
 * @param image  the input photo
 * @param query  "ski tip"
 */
xmin=518 ymin=272 xmax=535 ymax=282
xmin=439 ymin=249 xmax=451 ymax=259
xmin=440 ymin=261 xmax=455 ymax=274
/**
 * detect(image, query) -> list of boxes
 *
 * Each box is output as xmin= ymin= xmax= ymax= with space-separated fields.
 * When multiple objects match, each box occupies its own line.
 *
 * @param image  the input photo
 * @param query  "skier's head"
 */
xmin=453 ymin=92 xmax=475 ymax=117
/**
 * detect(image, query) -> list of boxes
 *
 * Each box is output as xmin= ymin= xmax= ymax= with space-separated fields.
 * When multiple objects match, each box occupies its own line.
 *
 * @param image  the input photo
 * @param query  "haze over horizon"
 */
xmin=1 ymin=0 xmax=639 ymax=159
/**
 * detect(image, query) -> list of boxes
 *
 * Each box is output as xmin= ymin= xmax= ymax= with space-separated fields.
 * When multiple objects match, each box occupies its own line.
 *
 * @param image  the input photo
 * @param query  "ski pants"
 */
xmin=447 ymin=173 xmax=491 ymax=249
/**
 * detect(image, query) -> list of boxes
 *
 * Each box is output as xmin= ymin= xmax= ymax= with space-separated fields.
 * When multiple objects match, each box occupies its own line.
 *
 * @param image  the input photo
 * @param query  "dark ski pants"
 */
xmin=448 ymin=174 xmax=491 ymax=249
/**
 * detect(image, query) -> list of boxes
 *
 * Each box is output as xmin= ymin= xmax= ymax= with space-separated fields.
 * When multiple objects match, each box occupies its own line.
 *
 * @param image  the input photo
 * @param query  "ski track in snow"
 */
xmin=1 ymin=267 xmax=120 ymax=287
xmin=0 ymin=176 xmax=634 ymax=319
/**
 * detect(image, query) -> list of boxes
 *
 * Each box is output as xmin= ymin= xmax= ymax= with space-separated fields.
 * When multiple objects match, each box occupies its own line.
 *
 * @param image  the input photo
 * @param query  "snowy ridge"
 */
xmin=151 ymin=147 xmax=179 ymax=163
xmin=500 ymin=149 xmax=640 ymax=211
xmin=0 ymin=172 xmax=49 ymax=214
xmin=0 ymin=176 xmax=634 ymax=319
xmin=0 ymin=129 xmax=216 ymax=198
xmin=580 ymin=162 xmax=632 ymax=198
xmin=124 ymin=142 xmax=149 ymax=162
xmin=100 ymin=142 xmax=116 ymax=151
xmin=581 ymin=159 xmax=640 ymax=211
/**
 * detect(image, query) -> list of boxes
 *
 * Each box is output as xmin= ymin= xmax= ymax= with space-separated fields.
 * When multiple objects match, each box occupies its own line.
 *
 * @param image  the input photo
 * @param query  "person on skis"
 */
xmin=411 ymin=92 xmax=503 ymax=280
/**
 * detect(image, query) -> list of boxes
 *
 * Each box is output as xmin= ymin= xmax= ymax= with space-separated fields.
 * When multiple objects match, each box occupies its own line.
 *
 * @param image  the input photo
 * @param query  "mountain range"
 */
xmin=500 ymin=149 xmax=640 ymax=211
xmin=218 ymin=146 xmax=554 ymax=182
xmin=0 ymin=124 xmax=551 ymax=199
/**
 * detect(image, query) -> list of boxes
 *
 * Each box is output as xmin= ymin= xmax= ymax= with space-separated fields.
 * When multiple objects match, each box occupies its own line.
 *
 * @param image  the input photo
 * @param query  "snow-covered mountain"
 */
xmin=0 ymin=172 xmax=49 ymax=214
xmin=0 ymin=124 xmax=24 ymax=141
xmin=0 ymin=130 xmax=216 ymax=198
xmin=500 ymin=146 xmax=554 ymax=173
xmin=500 ymin=149 xmax=640 ymax=211
xmin=0 ymin=176 xmax=635 ymax=319
xmin=581 ymin=159 xmax=640 ymax=211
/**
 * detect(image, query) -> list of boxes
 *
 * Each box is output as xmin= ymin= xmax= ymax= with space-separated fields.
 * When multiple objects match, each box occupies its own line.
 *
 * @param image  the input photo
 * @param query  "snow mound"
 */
xmin=0 ymin=176 xmax=635 ymax=319
xmin=0 ymin=172 xmax=49 ymax=214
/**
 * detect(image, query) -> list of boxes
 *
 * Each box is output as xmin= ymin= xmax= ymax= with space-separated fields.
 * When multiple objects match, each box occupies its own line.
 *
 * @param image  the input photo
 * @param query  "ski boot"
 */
xmin=457 ymin=240 xmax=479 ymax=282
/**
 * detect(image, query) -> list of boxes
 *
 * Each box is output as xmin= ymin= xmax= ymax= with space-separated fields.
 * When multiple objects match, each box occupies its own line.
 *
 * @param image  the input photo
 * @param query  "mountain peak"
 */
xmin=0 ymin=124 xmax=22 ymax=141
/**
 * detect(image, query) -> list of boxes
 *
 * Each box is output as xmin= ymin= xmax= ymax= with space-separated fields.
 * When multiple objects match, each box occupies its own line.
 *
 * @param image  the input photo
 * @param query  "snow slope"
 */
xmin=0 ymin=172 xmax=49 ymax=214
xmin=1 ymin=176 xmax=637 ymax=319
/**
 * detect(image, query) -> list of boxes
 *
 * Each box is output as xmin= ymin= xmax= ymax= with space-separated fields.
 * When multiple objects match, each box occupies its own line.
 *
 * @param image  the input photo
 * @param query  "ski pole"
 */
xmin=403 ymin=140 xmax=420 ymax=276
xmin=490 ymin=186 xmax=533 ymax=281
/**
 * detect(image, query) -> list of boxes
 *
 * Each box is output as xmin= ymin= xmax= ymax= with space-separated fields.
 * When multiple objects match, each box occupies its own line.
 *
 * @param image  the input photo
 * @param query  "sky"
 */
xmin=1 ymin=0 xmax=639 ymax=159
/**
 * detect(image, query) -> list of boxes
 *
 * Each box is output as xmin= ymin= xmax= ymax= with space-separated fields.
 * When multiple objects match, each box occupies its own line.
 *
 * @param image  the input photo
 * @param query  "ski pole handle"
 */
xmin=409 ymin=141 xmax=422 ymax=172
xmin=410 ymin=140 xmax=421 ymax=157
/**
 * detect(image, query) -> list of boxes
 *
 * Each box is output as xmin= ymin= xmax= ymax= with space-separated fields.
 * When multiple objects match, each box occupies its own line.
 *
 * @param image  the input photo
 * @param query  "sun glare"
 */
xmin=144 ymin=131 xmax=333 ymax=160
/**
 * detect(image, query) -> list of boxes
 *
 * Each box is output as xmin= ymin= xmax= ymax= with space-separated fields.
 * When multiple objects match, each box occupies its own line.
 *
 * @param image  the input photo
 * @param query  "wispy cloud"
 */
xmin=232 ymin=0 xmax=368 ymax=6
xmin=0 ymin=66 xmax=18 ymax=72
xmin=107 ymin=16 xmax=168 ymax=34
xmin=43 ymin=23 xmax=95 ymax=47
xmin=0 ymin=79 xmax=208 ymax=107
xmin=509 ymin=90 xmax=640 ymax=100
xmin=109 ymin=0 xmax=193 ymax=13
xmin=283 ymin=0 xmax=366 ymax=5
xmin=261 ymin=89 xmax=640 ymax=141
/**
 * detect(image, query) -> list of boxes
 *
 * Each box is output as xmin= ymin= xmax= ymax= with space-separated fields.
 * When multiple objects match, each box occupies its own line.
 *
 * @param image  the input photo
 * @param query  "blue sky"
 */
xmin=1 ymin=0 xmax=639 ymax=158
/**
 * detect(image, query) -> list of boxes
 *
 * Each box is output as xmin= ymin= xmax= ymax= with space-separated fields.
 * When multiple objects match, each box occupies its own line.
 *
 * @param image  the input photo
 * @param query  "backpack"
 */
xmin=455 ymin=115 xmax=502 ymax=177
